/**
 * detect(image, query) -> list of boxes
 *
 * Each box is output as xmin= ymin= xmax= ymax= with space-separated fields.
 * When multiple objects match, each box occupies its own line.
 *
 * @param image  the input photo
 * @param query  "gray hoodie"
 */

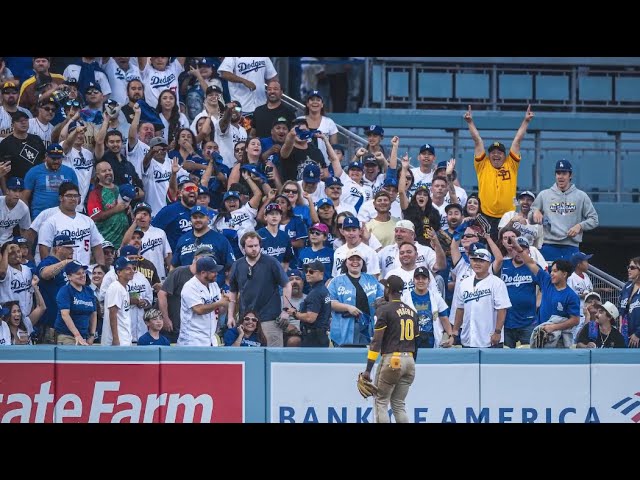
xmin=530 ymin=183 xmax=598 ymax=246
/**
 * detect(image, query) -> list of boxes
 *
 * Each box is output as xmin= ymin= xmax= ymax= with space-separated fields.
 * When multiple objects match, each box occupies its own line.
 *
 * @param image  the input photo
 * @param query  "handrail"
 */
xmin=588 ymin=265 xmax=625 ymax=289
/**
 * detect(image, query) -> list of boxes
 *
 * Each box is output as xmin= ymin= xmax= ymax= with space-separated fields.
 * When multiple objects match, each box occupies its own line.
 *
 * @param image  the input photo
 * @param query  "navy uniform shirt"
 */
xmin=257 ymin=227 xmax=295 ymax=265
xmin=172 ymin=228 xmax=235 ymax=285
xmin=299 ymin=281 xmax=331 ymax=331
xmin=37 ymin=256 xmax=69 ymax=328
xmin=152 ymin=201 xmax=193 ymax=251
xmin=54 ymin=283 xmax=97 ymax=337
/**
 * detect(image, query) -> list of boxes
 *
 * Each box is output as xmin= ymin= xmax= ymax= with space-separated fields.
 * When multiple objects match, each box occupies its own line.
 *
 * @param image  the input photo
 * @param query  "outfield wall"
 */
xmin=0 ymin=347 xmax=638 ymax=423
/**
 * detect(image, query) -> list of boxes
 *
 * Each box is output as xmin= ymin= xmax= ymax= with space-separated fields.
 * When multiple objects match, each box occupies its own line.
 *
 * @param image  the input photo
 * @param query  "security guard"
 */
xmin=361 ymin=275 xmax=418 ymax=423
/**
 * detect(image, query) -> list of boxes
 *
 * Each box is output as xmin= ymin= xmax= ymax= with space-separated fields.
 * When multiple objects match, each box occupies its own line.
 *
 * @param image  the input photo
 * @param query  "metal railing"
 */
xmin=588 ymin=264 xmax=625 ymax=306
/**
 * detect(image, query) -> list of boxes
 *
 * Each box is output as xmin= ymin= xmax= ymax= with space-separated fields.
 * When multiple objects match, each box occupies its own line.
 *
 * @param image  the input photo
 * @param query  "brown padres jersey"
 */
xmin=374 ymin=300 xmax=418 ymax=354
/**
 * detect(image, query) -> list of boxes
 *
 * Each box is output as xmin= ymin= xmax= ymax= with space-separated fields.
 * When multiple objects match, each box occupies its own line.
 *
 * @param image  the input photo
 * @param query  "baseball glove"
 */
xmin=357 ymin=373 xmax=379 ymax=399
xmin=474 ymin=215 xmax=492 ymax=235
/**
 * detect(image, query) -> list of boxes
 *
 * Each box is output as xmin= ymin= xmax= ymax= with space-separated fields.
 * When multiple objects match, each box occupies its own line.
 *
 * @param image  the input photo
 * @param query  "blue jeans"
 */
xmin=540 ymin=244 xmax=579 ymax=262
xmin=504 ymin=324 xmax=535 ymax=348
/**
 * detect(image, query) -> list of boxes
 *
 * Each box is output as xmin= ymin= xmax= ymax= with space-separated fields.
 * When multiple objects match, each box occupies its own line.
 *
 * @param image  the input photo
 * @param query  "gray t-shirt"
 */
xmin=162 ymin=265 xmax=194 ymax=331
xmin=229 ymin=254 xmax=289 ymax=322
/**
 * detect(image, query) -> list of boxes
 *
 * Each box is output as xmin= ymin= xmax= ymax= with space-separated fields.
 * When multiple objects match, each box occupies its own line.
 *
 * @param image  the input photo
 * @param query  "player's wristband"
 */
xmin=494 ymin=329 xmax=502 ymax=334
xmin=367 ymin=350 xmax=380 ymax=361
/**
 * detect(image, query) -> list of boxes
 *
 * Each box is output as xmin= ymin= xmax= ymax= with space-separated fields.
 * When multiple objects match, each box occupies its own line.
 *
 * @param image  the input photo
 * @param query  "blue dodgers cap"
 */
xmin=114 ymin=256 xmax=135 ymax=272
xmin=516 ymin=236 xmax=531 ymax=248
xmin=6 ymin=177 xmax=25 ymax=190
xmin=133 ymin=201 xmax=152 ymax=214
xmin=287 ymin=268 xmax=304 ymax=279
xmin=419 ymin=143 xmax=435 ymax=155
xmin=119 ymin=245 xmax=140 ymax=257
xmin=347 ymin=161 xmax=364 ymax=171
xmin=324 ymin=176 xmax=343 ymax=188
xmin=302 ymin=163 xmax=321 ymax=183
xmin=265 ymin=202 xmax=283 ymax=214
xmin=488 ymin=141 xmax=506 ymax=154
xmin=570 ymin=251 xmax=593 ymax=266
xmin=197 ymin=185 xmax=210 ymax=196
xmin=469 ymin=247 xmax=492 ymax=262
xmin=177 ymin=175 xmax=192 ymax=186
xmin=83 ymin=82 xmax=102 ymax=94
xmin=0 ymin=306 xmax=9 ymax=318
xmin=52 ymin=234 xmax=78 ymax=248
xmin=315 ymin=198 xmax=334 ymax=209
xmin=342 ymin=216 xmax=360 ymax=229
xmin=383 ymin=177 xmax=399 ymax=188
xmin=223 ymin=191 xmax=241 ymax=201
xmin=364 ymin=125 xmax=384 ymax=136
xmin=118 ymin=184 xmax=136 ymax=202
xmin=190 ymin=205 xmax=209 ymax=216
xmin=555 ymin=159 xmax=573 ymax=173
xmin=196 ymin=256 xmax=223 ymax=273
xmin=13 ymin=236 xmax=28 ymax=245
xmin=435 ymin=160 xmax=448 ymax=171
xmin=240 ymin=164 xmax=268 ymax=183
xmin=306 ymin=90 xmax=323 ymax=101
xmin=46 ymin=143 xmax=64 ymax=158
xmin=64 ymin=260 xmax=87 ymax=275
xmin=362 ymin=153 xmax=377 ymax=165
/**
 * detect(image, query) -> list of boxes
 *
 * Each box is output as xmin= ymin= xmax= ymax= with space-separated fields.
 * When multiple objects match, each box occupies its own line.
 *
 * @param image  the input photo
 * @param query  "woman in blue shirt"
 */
xmin=54 ymin=261 xmax=97 ymax=345
xmin=224 ymin=311 xmax=267 ymax=347
xmin=619 ymin=256 xmax=640 ymax=347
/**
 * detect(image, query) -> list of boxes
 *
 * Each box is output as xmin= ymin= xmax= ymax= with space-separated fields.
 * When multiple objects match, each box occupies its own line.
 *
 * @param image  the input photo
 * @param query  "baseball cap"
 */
xmin=194 ymin=245 xmax=214 ymax=257
xmin=516 ymin=236 xmax=531 ymax=249
xmin=347 ymin=161 xmax=363 ymax=171
xmin=304 ymin=260 xmax=326 ymax=273
xmin=364 ymin=125 xmax=384 ymax=136
xmin=132 ymin=228 xmax=145 ymax=238
xmin=52 ymin=234 xmax=78 ymax=248
xmin=383 ymin=177 xmax=399 ymax=189
xmin=342 ymin=216 xmax=360 ymax=229
xmin=434 ymin=160 xmax=448 ymax=171
xmin=414 ymin=266 xmax=430 ymax=278
xmin=306 ymin=90 xmax=323 ymax=101
xmin=419 ymin=144 xmax=436 ymax=155
xmin=292 ymin=116 xmax=308 ymax=126
xmin=444 ymin=203 xmax=463 ymax=214
xmin=382 ymin=275 xmax=404 ymax=293
xmin=114 ymin=256 xmax=135 ymax=272
xmin=1 ymin=81 xmax=18 ymax=93
xmin=272 ymin=116 xmax=290 ymax=128
xmin=83 ymin=82 xmax=102 ymax=94
xmin=101 ymin=241 xmax=115 ymax=250
xmin=11 ymin=111 xmax=29 ymax=122
xmin=0 ymin=307 xmax=9 ymax=318
xmin=346 ymin=248 xmax=364 ymax=260
xmin=177 ymin=175 xmax=192 ymax=187
xmin=240 ymin=164 xmax=268 ymax=183
xmin=395 ymin=219 xmax=415 ymax=232
xmin=584 ymin=291 xmax=602 ymax=303
xmin=119 ymin=245 xmax=140 ymax=257
xmin=302 ymin=163 xmax=321 ymax=183
xmin=230 ymin=99 xmax=242 ymax=110
xmin=315 ymin=198 xmax=334 ymax=209
xmin=46 ymin=143 xmax=64 ymax=158
xmin=488 ymin=142 xmax=506 ymax=154
xmin=596 ymin=301 xmax=620 ymax=320
xmin=6 ymin=177 xmax=25 ymax=190
xmin=64 ymin=260 xmax=87 ymax=276
xmin=324 ymin=176 xmax=343 ymax=188
xmin=519 ymin=191 xmax=536 ymax=200
xmin=571 ymin=251 xmax=593 ymax=266
xmin=206 ymin=85 xmax=223 ymax=96
xmin=13 ymin=236 xmax=28 ymax=245
xmin=223 ymin=191 xmax=241 ymax=202
xmin=362 ymin=153 xmax=377 ymax=165
xmin=197 ymin=58 xmax=212 ymax=67
xmin=282 ymin=268 xmax=301 ymax=280
xmin=309 ymin=223 xmax=329 ymax=235
xmin=148 ymin=137 xmax=168 ymax=149
xmin=118 ymin=184 xmax=136 ymax=202
xmin=265 ymin=203 xmax=282 ymax=214
xmin=196 ymin=256 xmax=223 ymax=273
xmin=133 ymin=202 xmax=152 ymax=215
xmin=190 ymin=205 xmax=209 ymax=217
xmin=197 ymin=186 xmax=210 ymax=196
xmin=555 ymin=159 xmax=573 ymax=173
xmin=469 ymin=246 xmax=492 ymax=262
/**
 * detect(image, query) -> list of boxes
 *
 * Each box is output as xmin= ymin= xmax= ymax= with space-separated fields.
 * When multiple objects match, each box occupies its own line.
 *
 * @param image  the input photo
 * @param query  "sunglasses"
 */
xmin=41 ymin=106 xmax=56 ymax=112
xmin=283 ymin=189 xmax=299 ymax=195
xmin=86 ymin=89 xmax=100 ymax=95
xmin=243 ymin=316 xmax=258 ymax=322
xmin=305 ymin=269 xmax=318 ymax=274
xmin=463 ymin=234 xmax=478 ymax=238
xmin=65 ymin=100 xmax=81 ymax=108
xmin=309 ymin=230 xmax=324 ymax=235
xmin=183 ymin=185 xmax=198 ymax=193
xmin=628 ymin=265 xmax=639 ymax=270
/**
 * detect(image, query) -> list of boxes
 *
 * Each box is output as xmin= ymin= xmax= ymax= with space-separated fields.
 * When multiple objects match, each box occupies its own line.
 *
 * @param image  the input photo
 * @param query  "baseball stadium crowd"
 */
xmin=0 ymin=57 xmax=638 ymax=350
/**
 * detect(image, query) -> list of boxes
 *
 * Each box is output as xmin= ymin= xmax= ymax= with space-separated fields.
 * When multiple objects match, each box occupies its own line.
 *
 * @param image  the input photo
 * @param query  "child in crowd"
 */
xmin=137 ymin=308 xmax=171 ymax=346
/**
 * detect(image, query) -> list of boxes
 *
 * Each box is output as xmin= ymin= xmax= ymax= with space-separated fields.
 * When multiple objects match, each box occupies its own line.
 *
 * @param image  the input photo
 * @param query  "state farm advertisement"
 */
xmin=0 ymin=362 xmax=244 ymax=423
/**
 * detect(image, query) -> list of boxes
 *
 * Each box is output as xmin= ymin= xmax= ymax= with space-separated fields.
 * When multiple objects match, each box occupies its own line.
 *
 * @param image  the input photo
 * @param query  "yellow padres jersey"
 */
xmin=474 ymin=151 xmax=520 ymax=218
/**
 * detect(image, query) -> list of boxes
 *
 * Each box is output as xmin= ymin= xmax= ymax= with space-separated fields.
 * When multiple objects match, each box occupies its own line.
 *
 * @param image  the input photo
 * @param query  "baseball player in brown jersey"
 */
xmin=361 ymin=274 xmax=418 ymax=423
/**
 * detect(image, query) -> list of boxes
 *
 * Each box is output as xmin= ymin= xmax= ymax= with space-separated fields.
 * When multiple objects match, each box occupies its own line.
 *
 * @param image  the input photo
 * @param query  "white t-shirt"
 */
xmin=444 ymin=185 xmax=468 ymax=209
xmin=0 ymin=320 xmax=11 ymax=346
xmin=498 ymin=211 xmax=544 ymax=249
xmin=456 ymin=273 xmax=511 ymax=347
xmin=102 ymin=280 xmax=132 ymax=346
xmin=377 ymin=242 xmax=437 ymax=279
xmin=213 ymin=117 xmax=247 ymax=169
xmin=126 ymin=139 xmax=150 ymax=179
xmin=313 ymin=116 xmax=338 ymax=165
xmin=450 ymin=258 xmax=474 ymax=315
xmin=213 ymin=204 xmax=257 ymax=252
xmin=101 ymin=58 xmax=141 ymax=106
xmin=297 ymin=181 xmax=327 ymax=208
xmin=62 ymin=146 xmax=94 ymax=212
xmin=432 ymin=201 xmax=448 ymax=230
xmin=28 ymin=119 xmax=53 ymax=148
xmin=30 ymin=207 xmax=60 ymax=264
xmin=362 ymin=173 xmax=385 ymax=196
xmin=357 ymin=198 xmax=402 ymax=224
xmin=0 ymin=264 xmax=33 ymax=316
xmin=138 ymin=225 xmax=172 ymax=280
xmin=159 ymin=113 xmax=190 ymax=144
xmin=410 ymin=167 xmax=434 ymax=196
xmin=127 ymin=271 xmax=153 ymax=342
xmin=0 ymin=197 xmax=31 ymax=246
xmin=400 ymin=275 xmax=450 ymax=348
xmin=63 ymin=64 xmax=113 ymax=97
xmin=568 ymin=271 xmax=593 ymax=322
xmin=339 ymin=172 xmax=370 ymax=214
xmin=141 ymin=59 xmax=184 ymax=109
xmin=218 ymin=57 xmax=277 ymax=114
xmin=38 ymin=211 xmax=104 ymax=266
xmin=332 ymin=242 xmax=381 ymax=278
xmin=178 ymin=276 xmax=221 ymax=346
xmin=142 ymin=157 xmax=173 ymax=216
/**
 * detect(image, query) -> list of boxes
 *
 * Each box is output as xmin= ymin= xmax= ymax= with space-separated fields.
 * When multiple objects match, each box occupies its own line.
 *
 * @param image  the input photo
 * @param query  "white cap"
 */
xmin=597 ymin=301 xmax=619 ymax=320
xmin=395 ymin=220 xmax=415 ymax=232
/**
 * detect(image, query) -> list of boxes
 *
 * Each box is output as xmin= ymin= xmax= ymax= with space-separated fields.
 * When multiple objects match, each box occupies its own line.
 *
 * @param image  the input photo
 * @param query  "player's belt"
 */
xmin=383 ymin=351 xmax=414 ymax=357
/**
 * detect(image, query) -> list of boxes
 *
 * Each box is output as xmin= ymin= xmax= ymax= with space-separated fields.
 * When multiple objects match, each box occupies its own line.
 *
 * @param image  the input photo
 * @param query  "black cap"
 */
xmin=414 ymin=267 xmax=430 ymax=278
xmin=11 ymin=111 xmax=29 ymax=122
xmin=444 ymin=203 xmax=463 ymax=214
xmin=382 ymin=275 xmax=404 ymax=293
xmin=304 ymin=260 xmax=326 ymax=273
xmin=488 ymin=142 xmax=506 ymax=154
